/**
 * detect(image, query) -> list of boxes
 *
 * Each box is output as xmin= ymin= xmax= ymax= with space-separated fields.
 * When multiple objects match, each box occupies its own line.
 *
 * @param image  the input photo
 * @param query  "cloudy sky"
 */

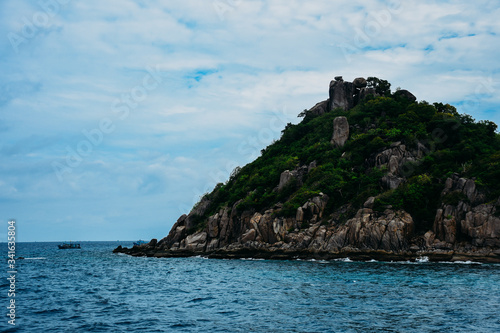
xmin=1 ymin=0 xmax=499 ymax=242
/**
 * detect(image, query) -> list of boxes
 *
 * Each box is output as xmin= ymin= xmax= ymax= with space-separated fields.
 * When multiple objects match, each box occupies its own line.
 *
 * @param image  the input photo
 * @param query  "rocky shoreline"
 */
xmin=114 ymin=244 xmax=500 ymax=263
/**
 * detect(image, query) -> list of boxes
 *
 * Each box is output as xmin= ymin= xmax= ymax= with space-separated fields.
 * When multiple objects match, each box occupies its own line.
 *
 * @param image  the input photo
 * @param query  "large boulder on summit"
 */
xmin=329 ymin=79 xmax=354 ymax=111
xmin=353 ymin=77 xmax=367 ymax=88
xmin=394 ymin=89 xmax=417 ymax=102
xmin=331 ymin=116 xmax=349 ymax=147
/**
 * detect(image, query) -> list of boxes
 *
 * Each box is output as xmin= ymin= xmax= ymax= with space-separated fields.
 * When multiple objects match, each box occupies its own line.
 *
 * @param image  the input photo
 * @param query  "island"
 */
xmin=115 ymin=76 xmax=500 ymax=263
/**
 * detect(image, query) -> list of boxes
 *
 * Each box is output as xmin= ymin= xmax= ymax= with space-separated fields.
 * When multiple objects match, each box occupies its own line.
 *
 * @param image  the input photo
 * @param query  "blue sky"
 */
xmin=1 ymin=0 xmax=500 ymax=242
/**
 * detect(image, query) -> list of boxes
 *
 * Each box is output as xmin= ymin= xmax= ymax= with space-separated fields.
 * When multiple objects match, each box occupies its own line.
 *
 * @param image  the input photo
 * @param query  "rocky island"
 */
xmin=115 ymin=76 xmax=500 ymax=263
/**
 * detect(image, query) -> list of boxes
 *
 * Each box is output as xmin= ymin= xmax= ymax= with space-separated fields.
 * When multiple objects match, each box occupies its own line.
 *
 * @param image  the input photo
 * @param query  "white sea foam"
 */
xmin=240 ymin=258 xmax=265 ymax=261
xmin=24 ymin=257 xmax=46 ymax=260
xmin=439 ymin=260 xmax=482 ymax=265
xmin=333 ymin=257 xmax=353 ymax=262
xmin=415 ymin=256 xmax=429 ymax=263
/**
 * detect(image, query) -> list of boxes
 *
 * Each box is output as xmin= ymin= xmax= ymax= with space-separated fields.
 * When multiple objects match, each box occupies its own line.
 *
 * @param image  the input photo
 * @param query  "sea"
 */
xmin=1 ymin=241 xmax=499 ymax=332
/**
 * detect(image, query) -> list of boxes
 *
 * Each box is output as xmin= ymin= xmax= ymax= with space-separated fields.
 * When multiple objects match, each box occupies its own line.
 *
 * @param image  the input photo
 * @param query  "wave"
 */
xmin=24 ymin=257 xmax=47 ymax=260
xmin=240 ymin=258 xmax=265 ymax=261
xmin=416 ymin=256 xmax=430 ymax=263
xmin=439 ymin=260 xmax=482 ymax=265
xmin=333 ymin=257 xmax=353 ymax=262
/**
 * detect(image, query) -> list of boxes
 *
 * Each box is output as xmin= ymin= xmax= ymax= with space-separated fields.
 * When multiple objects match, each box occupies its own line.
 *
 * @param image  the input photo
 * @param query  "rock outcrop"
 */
xmin=331 ymin=116 xmax=349 ymax=147
xmin=394 ymin=89 xmax=417 ymax=102
xmin=306 ymin=100 xmax=329 ymax=117
xmin=429 ymin=174 xmax=500 ymax=249
xmin=326 ymin=76 xmax=394 ymax=113
xmin=352 ymin=77 xmax=367 ymax=89
xmin=329 ymin=77 xmax=354 ymax=111
xmin=366 ymin=141 xmax=424 ymax=189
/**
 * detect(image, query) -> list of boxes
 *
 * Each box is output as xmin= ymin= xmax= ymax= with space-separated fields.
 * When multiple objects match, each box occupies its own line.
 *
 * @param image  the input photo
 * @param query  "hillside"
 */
xmin=115 ymin=76 xmax=500 ymax=262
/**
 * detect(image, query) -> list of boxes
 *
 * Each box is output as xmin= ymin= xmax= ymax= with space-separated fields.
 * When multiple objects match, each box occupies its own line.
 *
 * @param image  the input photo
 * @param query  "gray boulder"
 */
xmin=329 ymin=80 xmax=354 ymax=111
xmin=393 ymin=89 xmax=417 ymax=102
xmin=331 ymin=116 xmax=349 ymax=147
xmin=353 ymin=77 xmax=367 ymax=88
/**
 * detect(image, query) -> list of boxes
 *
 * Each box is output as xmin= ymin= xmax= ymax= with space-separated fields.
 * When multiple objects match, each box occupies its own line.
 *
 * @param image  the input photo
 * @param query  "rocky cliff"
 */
xmin=115 ymin=76 xmax=500 ymax=263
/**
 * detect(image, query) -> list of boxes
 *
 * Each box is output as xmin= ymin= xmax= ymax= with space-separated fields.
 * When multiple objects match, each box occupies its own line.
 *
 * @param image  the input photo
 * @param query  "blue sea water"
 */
xmin=1 ymin=242 xmax=500 ymax=332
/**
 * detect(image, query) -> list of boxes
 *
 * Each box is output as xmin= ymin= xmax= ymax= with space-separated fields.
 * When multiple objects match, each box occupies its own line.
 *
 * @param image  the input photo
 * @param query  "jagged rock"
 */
xmin=434 ymin=209 xmax=457 ymax=244
xmin=359 ymin=87 xmax=379 ymax=101
xmin=207 ymin=214 xmax=219 ymax=238
xmin=148 ymin=238 xmax=158 ymax=248
xmin=190 ymin=195 xmax=210 ymax=216
xmin=278 ymin=170 xmax=296 ymax=190
xmin=309 ymin=226 xmax=327 ymax=251
xmin=433 ymin=176 xmax=499 ymax=247
xmin=331 ymin=116 xmax=349 ymax=147
xmin=353 ymin=77 xmax=367 ymax=88
xmin=158 ymin=215 xmax=188 ymax=248
xmin=296 ymin=207 xmax=304 ymax=222
xmin=461 ymin=205 xmax=500 ymax=247
xmin=308 ymin=160 xmax=317 ymax=172
xmin=329 ymin=80 xmax=354 ymax=111
xmin=258 ymin=210 xmax=279 ymax=244
xmin=334 ymin=76 xmax=343 ymax=81
xmin=219 ymin=206 xmax=233 ymax=245
xmin=388 ymin=155 xmax=399 ymax=174
xmin=394 ymin=89 xmax=417 ymax=102
xmin=307 ymin=100 xmax=329 ymax=117
xmin=184 ymin=232 xmax=207 ymax=250
xmin=363 ymin=197 xmax=375 ymax=209
xmin=207 ymin=239 xmax=219 ymax=251
xmin=332 ymin=208 xmax=414 ymax=252
xmin=464 ymin=179 xmax=477 ymax=202
xmin=424 ymin=231 xmax=436 ymax=248
xmin=381 ymin=174 xmax=402 ymax=190
xmin=277 ymin=165 xmax=310 ymax=191
xmin=367 ymin=142 xmax=421 ymax=186
xmin=240 ymin=229 xmax=256 ymax=243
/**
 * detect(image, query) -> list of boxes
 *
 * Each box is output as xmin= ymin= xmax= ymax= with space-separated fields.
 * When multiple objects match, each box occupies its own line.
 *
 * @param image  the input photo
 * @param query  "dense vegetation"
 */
xmin=191 ymin=80 xmax=500 ymax=235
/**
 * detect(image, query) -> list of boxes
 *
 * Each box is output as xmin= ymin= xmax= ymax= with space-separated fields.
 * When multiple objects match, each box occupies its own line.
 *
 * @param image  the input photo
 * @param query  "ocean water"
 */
xmin=1 ymin=242 xmax=500 ymax=332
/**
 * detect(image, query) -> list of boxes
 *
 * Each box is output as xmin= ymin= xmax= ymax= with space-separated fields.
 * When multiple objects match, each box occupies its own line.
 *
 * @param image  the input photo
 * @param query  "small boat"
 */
xmin=133 ymin=240 xmax=148 ymax=246
xmin=58 ymin=242 xmax=81 ymax=249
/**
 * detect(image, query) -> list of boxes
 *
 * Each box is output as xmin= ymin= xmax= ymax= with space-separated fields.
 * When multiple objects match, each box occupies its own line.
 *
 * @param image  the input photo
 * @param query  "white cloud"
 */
xmin=1 ymin=0 xmax=499 ymax=241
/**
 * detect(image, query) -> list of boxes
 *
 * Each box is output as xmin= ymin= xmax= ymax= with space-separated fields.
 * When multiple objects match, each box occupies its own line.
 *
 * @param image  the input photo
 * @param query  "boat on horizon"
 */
xmin=58 ymin=242 xmax=81 ymax=249
xmin=133 ymin=240 xmax=148 ymax=246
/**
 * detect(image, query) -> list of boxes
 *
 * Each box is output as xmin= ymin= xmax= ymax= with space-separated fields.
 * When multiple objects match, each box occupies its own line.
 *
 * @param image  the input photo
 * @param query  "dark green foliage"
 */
xmin=367 ymin=77 xmax=391 ymax=96
xmin=373 ymin=174 xmax=442 ymax=233
xmin=187 ymin=214 xmax=205 ymax=235
xmin=442 ymin=191 xmax=468 ymax=206
xmin=188 ymin=78 xmax=500 ymax=232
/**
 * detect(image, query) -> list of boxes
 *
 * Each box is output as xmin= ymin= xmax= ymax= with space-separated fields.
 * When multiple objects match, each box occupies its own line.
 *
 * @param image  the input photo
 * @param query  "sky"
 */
xmin=1 ymin=0 xmax=500 ymax=242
